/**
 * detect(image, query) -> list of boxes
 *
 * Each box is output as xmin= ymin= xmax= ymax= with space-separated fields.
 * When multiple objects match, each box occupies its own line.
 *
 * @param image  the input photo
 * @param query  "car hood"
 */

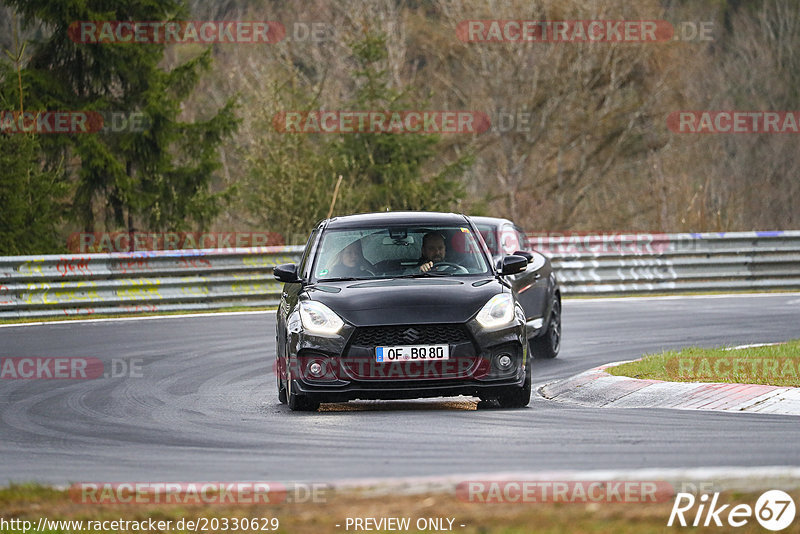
xmin=304 ymin=277 xmax=506 ymax=326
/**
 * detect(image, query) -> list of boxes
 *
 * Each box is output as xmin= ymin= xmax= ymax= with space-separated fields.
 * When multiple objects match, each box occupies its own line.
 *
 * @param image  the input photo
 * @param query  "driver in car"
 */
xmin=417 ymin=232 xmax=447 ymax=273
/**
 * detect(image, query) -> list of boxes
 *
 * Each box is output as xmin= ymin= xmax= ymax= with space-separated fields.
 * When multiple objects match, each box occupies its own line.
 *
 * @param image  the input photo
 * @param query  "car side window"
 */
xmin=476 ymin=225 xmax=498 ymax=255
xmin=500 ymin=224 xmax=521 ymax=255
xmin=515 ymin=226 xmax=529 ymax=251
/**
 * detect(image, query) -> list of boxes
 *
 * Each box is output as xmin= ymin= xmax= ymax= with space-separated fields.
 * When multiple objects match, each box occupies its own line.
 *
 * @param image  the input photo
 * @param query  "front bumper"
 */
xmin=283 ymin=318 xmax=528 ymax=403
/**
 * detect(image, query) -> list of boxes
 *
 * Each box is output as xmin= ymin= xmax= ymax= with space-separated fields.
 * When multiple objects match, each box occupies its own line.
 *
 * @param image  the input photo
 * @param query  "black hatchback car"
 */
xmin=273 ymin=212 xmax=533 ymax=411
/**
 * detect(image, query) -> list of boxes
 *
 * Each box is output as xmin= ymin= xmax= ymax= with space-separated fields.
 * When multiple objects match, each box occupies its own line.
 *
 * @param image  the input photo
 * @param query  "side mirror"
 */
xmin=500 ymin=255 xmax=528 ymax=275
xmin=512 ymin=250 xmax=533 ymax=263
xmin=273 ymin=263 xmax=300 ymax=283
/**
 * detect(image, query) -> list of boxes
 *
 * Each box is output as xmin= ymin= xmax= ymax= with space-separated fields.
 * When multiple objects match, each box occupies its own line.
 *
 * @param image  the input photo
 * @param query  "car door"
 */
xmin=506 ymin=224 xmax=551 ymax=327
xmin=519 ymin=226 xmax=554 ymax=325
xmin=499 ymin=223 xmax=536 ymax=322
xmin=277 ymin=225 xmax=321 ymax=354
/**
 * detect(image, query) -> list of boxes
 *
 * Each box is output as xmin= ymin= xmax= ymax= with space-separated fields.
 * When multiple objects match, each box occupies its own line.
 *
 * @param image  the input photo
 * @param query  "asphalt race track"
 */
xmin=1 ymin=293 xmax=799 ymax=485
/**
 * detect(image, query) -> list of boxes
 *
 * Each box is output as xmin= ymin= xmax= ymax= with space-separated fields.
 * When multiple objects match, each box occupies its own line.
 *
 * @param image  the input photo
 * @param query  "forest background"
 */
xmin=1 ymin=0 xmax=798 ymax=253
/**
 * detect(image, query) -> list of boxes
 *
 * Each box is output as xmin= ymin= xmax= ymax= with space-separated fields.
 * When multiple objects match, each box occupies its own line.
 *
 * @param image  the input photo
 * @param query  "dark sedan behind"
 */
xmin=471 ymin=216 xmax=561 ymax=359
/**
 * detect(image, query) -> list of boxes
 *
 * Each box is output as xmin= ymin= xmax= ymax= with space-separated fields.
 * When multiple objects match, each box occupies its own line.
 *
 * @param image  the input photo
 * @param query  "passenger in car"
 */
xmin=328 ymin=240 xmax=374 ymax=277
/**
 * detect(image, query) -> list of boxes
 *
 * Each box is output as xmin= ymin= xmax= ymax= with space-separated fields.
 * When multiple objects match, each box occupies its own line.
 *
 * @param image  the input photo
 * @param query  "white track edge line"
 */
xmin=0 ymin=310 xmax=276 ymax=329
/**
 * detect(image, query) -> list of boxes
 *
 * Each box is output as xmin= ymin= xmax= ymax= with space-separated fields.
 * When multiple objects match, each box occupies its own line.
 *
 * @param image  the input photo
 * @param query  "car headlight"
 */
xmin=299 ymin=301 xmax=344 ymax=335
xmin=476 ymin=293 xmax=515 ymax=329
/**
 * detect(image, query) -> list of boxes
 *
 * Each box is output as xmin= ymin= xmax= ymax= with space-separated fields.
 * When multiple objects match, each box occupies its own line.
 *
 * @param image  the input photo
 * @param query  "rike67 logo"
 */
xmin=668 ymin=490 xmax=796 ymax=531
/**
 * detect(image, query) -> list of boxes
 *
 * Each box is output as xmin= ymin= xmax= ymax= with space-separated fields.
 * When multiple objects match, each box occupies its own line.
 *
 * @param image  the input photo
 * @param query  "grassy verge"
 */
xmin=0 ymin=307 xmax=277 ymax=326
xmin=608 ymin=340 xmax=800 ymax=387
xmin=2 ymin=484 xmax=796 ymax=534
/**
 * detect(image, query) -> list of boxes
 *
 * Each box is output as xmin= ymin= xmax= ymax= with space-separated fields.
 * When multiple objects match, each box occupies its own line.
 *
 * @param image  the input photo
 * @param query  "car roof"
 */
xmin=324 ymin=211 xmax=471 ymax=229
xmin=468 ymin=215 xmax=514 ymax=228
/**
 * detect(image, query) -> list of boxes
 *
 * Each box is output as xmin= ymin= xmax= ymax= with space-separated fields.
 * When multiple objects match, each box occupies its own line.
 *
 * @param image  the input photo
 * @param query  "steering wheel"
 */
xmin=430 ymin=261 xmax=469 ymax=274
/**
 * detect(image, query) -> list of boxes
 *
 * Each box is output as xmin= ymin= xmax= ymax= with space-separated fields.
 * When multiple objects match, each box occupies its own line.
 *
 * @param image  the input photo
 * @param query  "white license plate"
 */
xmin=375 ymin=345 xmax=450 ymax=362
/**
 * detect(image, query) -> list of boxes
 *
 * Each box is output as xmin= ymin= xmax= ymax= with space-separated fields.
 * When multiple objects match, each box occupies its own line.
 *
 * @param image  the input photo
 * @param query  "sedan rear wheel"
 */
xmin=276 ymin=341 xmax=287 ymax=403
xmin=277 ymin=370 xmax=287 ymax=404
xmin=531 ymin=297 xmax=561 ymax=359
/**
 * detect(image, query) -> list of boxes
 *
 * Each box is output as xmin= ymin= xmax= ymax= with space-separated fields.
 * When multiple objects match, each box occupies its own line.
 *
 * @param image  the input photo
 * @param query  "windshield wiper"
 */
xmin=391 ymin=271 xmax=456 ymax=278
xmin=316 ymin=277 xmax=363 ymax=282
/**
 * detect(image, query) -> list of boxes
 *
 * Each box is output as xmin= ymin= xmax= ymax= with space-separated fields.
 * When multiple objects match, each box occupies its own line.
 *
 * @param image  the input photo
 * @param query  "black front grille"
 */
xmin=350 ymin=324 xmax=471 ymax=346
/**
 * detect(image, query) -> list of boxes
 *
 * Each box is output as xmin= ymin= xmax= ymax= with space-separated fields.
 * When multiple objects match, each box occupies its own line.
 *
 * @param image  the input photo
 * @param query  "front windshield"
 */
xmin=312 ymin=225 xmax=491 ymax=281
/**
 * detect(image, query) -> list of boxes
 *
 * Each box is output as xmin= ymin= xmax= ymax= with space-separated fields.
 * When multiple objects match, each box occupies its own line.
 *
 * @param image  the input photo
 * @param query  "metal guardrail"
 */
xmin=542 ymin=231 xmax=800 ymax=295
xmin=1 ymin=231 xmax=799 ymax=318
xmin=0 ymin=247 xmax=303 ymax=319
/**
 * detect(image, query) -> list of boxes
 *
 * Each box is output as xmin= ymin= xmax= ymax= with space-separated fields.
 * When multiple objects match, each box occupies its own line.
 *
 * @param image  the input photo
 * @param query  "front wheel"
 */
xmin=496 ymin=356 xmax=532 ymax=408
xmin=286 ymin=369 xmax=320 ymax=412
xmin=531 ymin=297 xmax=561 ymax=359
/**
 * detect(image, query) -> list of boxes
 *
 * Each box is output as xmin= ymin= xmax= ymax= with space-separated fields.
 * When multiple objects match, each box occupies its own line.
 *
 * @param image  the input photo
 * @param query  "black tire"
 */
xmin=276 ymin=336 xmax=287 ymax=403
xmin=286 ymin=370 xmax=320 ymax=412
xmin=496 ymin=355 xmax=532 ymax=408
xmin=531 ymin=297 xmax=561 ymax=359
xmin=277 ymin=369 xmax=287 ymax=404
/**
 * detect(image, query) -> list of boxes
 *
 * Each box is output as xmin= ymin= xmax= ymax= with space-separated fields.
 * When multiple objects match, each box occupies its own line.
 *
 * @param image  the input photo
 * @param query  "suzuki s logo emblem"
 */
xmin=401 ymin=328 xmax=420 ymax=343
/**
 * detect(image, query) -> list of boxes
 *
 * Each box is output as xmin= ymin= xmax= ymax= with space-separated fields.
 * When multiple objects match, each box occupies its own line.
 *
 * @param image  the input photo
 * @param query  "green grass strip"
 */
xmin=608 ymin=340 xmax=800 ymax=387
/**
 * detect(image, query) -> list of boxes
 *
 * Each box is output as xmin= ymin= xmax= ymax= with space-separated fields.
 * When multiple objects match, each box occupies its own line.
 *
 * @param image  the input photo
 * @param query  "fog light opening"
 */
xmin=308 ymin=361 xmax=324 ymax=378
xmin=496 ymin=353 xmax=513 ymax=370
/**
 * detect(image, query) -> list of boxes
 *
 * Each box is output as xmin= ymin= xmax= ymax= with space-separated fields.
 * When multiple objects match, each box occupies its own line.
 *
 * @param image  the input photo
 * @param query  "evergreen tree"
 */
xmin=241 ymin=30 xmax=473 ymax=241
xmin=1 ymin=0 xmax=238 ymax=237
xmin=0 ymin=133 xmax=67 ymax=254
xmin=0 ymin=16 xmax=68 ymax=254
xmin=331 ymin=31 xmax=471 ymax=213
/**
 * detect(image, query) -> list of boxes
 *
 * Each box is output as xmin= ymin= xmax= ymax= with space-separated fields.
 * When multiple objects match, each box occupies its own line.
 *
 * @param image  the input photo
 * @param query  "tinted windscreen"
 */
xmin=312 ymin=225 xmax=491 ymax=281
